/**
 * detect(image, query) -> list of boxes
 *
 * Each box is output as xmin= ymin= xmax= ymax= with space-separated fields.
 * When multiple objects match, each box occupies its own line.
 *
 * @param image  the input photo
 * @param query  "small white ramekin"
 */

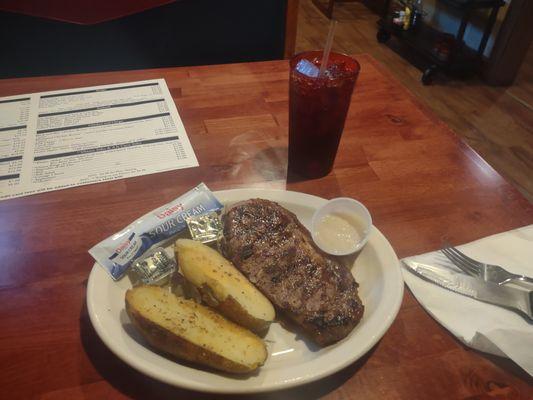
xmin=311 ymin=197 xmax=372 ymax=256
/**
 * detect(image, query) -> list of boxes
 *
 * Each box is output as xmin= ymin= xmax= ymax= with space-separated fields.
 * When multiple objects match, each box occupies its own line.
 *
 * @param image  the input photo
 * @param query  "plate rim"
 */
xmin=87 ymin=188 xmax=404 ymax=394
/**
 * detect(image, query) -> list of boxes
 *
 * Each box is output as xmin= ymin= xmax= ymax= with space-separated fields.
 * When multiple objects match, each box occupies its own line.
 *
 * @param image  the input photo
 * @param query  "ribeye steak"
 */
xmin=221 ymin=199 xmax=364 ymax=346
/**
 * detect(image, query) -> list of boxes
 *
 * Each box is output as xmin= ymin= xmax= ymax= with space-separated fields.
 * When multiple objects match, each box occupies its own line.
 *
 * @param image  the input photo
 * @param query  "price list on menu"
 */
xmin=0 ymin=79 xmax=198 ymax=201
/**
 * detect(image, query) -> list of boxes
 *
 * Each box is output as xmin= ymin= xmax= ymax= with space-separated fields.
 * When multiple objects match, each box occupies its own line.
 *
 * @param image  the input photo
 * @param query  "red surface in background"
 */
xmin=0 ymin=0 xmax=176 ymax=24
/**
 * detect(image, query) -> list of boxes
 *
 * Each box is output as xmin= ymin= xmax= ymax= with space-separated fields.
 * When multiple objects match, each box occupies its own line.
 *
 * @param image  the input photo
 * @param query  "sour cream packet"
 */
xmin=89 ymin=183 xmax=223 ymax=280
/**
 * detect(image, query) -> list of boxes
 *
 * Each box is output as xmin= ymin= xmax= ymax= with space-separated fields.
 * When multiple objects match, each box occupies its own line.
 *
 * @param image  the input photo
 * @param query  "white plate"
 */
xmin=87 ymin=189 xmax=404 ymax=394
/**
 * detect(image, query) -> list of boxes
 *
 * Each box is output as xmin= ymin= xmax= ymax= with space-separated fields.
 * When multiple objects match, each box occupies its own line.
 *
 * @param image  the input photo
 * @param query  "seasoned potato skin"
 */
xmin=214 ymin=294 xmax=271 ymax=333
xmin=175 ymin=239 xmax=275 ymax=333
xmin=195 ymin=283 xmax=271 ymax=333
xmin=125 ymin=287 xmax=267 ymax=374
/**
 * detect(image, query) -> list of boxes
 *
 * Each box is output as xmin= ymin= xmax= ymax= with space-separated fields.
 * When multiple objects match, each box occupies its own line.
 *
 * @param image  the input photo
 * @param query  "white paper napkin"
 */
xmin=401 ymin=224 xmax=533 ymax=376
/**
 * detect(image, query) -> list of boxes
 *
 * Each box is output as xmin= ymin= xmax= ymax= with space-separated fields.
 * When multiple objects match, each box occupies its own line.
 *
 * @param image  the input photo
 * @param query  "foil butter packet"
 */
xmin=89 ymin=183 xmax=223 ymax=280
xmin=131 ymin=247 xmax=176 ymax=286
xmin=185 ymin=211 xmax=223 ymax=244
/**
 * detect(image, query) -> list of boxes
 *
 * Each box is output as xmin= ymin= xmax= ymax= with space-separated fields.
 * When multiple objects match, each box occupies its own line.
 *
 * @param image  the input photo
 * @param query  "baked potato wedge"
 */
xmin=125 ymin=285 xmax=267 ymax=374
xmin=175 ymin=239 xmax=275 ymax=333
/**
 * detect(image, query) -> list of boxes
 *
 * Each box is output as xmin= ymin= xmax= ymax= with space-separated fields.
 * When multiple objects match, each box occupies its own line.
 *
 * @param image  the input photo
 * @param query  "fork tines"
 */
xmin=441 ymin=247 xmax=481 ymax=277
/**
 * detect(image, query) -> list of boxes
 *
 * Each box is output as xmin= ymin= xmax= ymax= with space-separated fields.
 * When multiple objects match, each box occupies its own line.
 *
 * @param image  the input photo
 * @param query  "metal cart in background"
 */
xmin=377 ymin=0 xmax=506 ymax=84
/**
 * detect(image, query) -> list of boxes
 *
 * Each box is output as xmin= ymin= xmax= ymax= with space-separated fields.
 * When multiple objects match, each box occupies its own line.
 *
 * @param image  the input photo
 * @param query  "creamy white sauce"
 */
xmin=314 ymin=212 xmax=367 ymax=254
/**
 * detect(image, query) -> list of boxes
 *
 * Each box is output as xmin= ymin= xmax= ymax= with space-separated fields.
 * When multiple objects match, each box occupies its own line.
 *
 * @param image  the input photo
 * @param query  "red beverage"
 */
xmin=288 ymin=51 xmax=360 ymax=179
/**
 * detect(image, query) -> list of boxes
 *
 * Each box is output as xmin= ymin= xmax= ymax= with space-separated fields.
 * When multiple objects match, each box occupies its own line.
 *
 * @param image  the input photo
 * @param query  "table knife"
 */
xmin=403 ymin=259 xmax=533 ymax=320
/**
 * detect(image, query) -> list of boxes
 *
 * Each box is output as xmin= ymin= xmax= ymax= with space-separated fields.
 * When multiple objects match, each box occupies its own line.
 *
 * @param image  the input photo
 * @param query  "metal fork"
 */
xmin=441 ymin=246 xmax=533 ymax=286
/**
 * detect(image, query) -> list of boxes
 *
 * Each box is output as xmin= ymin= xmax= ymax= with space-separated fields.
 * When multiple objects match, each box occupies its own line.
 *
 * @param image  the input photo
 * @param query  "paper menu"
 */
xmin=0 ymin=79 xmax=198 ymax=201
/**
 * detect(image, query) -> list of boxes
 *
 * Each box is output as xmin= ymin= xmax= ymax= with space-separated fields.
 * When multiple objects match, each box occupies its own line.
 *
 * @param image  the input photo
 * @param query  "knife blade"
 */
xmin=403 ymin=259 xmax=533 ymax=320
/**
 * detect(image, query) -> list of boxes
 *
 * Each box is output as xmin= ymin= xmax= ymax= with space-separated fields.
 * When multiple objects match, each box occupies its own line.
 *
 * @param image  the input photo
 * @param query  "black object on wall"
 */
xmin=0 ymin=0 xmax=288 ymax=78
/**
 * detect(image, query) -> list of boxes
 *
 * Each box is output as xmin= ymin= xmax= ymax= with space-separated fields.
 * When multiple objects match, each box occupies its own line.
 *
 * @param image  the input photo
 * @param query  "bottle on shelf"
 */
xmin=403 ymin=5 xmax=412 ymax=30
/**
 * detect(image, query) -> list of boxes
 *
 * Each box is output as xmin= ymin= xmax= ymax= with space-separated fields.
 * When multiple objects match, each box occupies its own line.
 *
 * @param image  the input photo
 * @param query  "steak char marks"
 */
xmin=221 ymin=199 xmax=364 ymax=346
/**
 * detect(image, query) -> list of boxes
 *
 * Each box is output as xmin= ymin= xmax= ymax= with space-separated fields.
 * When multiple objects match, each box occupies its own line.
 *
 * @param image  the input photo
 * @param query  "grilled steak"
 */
xmin=221 ymin=199 xmax=364 ymax=346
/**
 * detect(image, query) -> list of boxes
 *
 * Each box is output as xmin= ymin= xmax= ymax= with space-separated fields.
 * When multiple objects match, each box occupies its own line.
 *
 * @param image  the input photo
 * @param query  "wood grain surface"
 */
xmin=0 ymin=55 xmax=532 ymax=400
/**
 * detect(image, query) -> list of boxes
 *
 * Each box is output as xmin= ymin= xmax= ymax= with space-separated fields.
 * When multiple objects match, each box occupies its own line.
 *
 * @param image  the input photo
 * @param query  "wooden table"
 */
xmin=312 ymin=0 xmax=362 ymax=19
xmin=0 ymin=55 xmax=532 ymax=399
